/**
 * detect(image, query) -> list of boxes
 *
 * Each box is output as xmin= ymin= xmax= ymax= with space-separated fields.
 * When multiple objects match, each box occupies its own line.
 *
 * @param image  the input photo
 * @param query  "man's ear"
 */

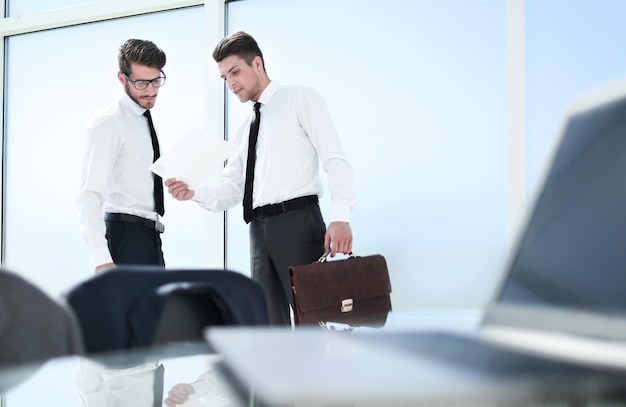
xmin=253 ymin=56 xmax=264 ymax=71
xmin=117 ymin=71 xmax=125 ymax=85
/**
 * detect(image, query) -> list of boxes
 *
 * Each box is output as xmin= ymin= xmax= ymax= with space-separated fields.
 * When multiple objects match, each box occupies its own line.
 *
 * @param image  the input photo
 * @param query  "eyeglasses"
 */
xmin=123 ymin=71 xmax=166 ymax=90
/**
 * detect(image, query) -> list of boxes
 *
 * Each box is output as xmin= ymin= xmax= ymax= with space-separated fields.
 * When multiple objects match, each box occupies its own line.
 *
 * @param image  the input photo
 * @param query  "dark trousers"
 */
xmin=105 ymin=220 xmax=165 ymax=266
xmin=249 ymin=204 xmax=326 ymax=326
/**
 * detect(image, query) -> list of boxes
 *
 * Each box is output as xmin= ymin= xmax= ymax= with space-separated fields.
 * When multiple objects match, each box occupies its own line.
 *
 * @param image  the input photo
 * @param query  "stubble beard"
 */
xmin=125 ymin=83 xmax=156 ymax=109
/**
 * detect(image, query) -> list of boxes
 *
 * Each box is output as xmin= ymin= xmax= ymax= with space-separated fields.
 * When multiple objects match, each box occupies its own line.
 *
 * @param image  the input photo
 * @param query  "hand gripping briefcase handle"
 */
xmin=289 ymin=252 xmax=393 ymax=328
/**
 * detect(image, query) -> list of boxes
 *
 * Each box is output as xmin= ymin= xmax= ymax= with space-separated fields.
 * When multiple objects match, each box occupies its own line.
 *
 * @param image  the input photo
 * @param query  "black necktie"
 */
xmin=143 ymin=110 xmax=165 ymax=216
xmin=243 ymin=102 xmax=261 ymax=223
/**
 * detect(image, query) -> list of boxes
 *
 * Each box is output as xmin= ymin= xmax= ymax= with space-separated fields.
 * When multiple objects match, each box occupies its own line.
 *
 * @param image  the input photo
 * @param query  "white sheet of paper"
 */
xmin=150 ymin=128 xmax=237 ymax=188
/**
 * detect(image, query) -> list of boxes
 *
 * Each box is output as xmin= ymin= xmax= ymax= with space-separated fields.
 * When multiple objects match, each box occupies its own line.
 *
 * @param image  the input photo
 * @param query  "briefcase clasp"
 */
xmin=341 ymin=298 xmax=353 ymax=313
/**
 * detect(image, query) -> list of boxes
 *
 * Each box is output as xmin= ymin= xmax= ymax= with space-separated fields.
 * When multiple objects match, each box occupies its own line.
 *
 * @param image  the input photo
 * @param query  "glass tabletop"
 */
xmin=0 ymin=341 xmax=241 ymax=406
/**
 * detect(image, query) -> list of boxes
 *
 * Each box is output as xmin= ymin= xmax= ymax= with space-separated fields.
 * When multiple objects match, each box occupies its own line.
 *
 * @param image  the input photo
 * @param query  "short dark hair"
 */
xmin=118 ymin=39 xmax=166 ymax=75
xmin=212 ymin=31 xmax=266 ymax=72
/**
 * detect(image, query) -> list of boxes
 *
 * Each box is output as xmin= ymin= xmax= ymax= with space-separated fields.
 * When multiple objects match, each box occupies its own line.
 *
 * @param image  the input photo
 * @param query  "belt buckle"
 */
xmin=155 ymin=220 xmax=165 ymax=233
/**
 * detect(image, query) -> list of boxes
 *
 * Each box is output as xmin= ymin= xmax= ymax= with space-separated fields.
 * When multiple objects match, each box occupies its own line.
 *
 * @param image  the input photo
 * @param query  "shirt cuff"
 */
xmin=191 ymin=185 xmax=210 ymax=203
xmin=331 ymin=203 xmax=352 ymax=223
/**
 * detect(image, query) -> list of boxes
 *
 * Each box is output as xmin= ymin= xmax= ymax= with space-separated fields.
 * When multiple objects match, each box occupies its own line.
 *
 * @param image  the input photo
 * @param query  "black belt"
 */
xmin=104 ymin=213 xmax=165 ymax=233
xmin=252 ymin=195 xmax=319 ymax=219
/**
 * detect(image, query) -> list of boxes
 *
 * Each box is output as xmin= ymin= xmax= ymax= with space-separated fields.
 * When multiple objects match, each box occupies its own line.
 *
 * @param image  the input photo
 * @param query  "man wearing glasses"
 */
xmin=77 ymin=39 xmax=168 ymax=273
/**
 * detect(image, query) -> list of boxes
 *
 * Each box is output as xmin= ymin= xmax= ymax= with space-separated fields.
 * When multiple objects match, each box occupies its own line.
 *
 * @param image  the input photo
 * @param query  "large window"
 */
xmin=525 ymin=0 xmax=626 ymax=196
xmin=224 ymin=0 xmax=507 ymax=310
xmin=7 ymin=0 xmax=624 ymax=313
xmin=7 ymin=0 xmax=97 ymax=16
xmin=3 ymin=6 xmax=208 ymax=297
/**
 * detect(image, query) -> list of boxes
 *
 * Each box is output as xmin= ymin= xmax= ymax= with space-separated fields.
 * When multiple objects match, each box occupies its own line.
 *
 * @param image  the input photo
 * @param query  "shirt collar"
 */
xmin=118 ymin=92 xmax=147 ymax=117
xmin=256 ymin=81 xmax=279 ymax=106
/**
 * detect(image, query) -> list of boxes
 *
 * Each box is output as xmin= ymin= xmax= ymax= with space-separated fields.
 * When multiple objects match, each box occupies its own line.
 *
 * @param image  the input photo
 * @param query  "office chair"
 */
xmin=0 ymin=269 xmax=84 ymax=391
xmin=0 ymin=269 xmax=84 ymax=365
xmin=66 ymin=266 xmax=268 ymax=407
xmin=64 ymin=266 xmax=269 ymax=356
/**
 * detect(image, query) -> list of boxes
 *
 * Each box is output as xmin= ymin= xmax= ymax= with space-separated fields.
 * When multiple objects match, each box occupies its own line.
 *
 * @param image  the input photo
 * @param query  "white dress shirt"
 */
xmin=193 ymin=81 xmax=356 ymax=222
xmin=77 ymin=92 xmax=160 ymax=266
xmin=76 ymin=358 xmax=160 ymax=407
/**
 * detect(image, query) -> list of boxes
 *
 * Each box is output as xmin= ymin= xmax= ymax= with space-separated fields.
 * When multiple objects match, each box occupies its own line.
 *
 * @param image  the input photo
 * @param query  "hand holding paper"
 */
xmin=150 ymin=128 xmax=237 ymax=189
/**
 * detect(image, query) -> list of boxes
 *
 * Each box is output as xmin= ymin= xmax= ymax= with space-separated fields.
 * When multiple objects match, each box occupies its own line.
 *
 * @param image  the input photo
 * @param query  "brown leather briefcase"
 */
xmin=289 ymin=253 xmax=392 ymax=328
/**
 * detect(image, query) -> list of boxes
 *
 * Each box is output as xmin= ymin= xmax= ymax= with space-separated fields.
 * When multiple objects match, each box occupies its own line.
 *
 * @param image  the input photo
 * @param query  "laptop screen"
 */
xmin=497 ymin=87 xmax=626 ymax=316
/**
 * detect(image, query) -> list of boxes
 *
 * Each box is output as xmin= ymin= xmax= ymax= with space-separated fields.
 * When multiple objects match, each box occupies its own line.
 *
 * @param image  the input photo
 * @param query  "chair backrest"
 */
xmin=0 ymin=270 xmax=84 ymax=366
xmin=63 ymin=266 xmax=269 ymax=355
xmin=135 ymin=281 xmax=231 ymax=346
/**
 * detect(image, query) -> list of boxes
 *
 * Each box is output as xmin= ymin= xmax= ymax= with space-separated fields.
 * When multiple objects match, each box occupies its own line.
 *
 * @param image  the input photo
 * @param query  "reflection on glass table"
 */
xmin=2 ymin=342 xmax=240 ymax=406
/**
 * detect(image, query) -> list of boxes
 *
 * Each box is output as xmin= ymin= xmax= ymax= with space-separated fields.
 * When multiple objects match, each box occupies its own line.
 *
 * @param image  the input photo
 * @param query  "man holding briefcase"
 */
xmin=165 ymin=31 xmax=356 ymax=326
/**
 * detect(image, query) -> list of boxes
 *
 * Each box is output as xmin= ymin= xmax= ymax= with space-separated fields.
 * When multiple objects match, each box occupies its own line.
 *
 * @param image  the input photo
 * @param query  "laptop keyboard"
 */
xmin=355 ymin=330 xmax=613 ymax=378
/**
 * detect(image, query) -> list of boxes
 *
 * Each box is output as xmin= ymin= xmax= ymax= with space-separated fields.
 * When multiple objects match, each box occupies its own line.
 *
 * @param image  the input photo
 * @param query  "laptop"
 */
xmin=206 ymin=78 xmax=626 ymax=406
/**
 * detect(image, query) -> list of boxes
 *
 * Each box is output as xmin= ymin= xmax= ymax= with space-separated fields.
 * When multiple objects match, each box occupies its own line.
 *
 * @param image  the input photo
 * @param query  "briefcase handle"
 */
xmin=316 ymin=251 xmax=356 ymax=263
